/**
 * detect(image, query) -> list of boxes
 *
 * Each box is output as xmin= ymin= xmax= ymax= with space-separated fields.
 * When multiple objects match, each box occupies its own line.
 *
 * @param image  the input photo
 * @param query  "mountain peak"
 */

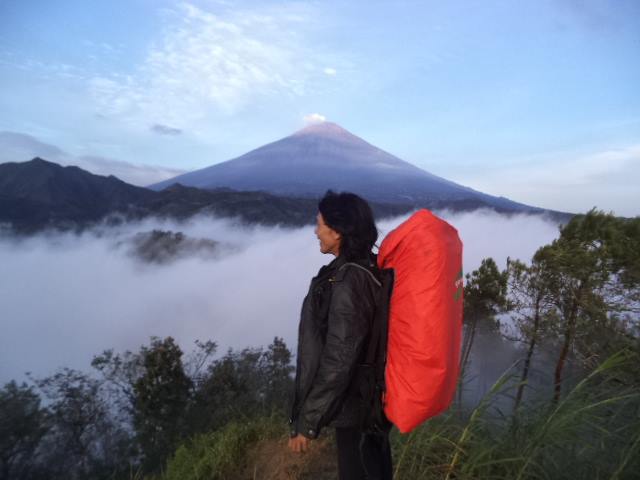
xmin=30 ymin=156 xmax=56 ymax=165
xmin=292 ymin=121 xmax=356 ymax=139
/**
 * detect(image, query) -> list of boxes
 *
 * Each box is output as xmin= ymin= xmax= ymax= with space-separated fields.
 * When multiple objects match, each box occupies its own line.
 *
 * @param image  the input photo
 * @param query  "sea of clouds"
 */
xmin=0 ymin=210 xmax=561 ymax=385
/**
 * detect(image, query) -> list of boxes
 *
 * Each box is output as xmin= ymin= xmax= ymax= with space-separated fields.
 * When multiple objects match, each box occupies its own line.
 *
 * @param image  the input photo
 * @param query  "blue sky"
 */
xmin=0 ymin=0 xmax=638 ymax=215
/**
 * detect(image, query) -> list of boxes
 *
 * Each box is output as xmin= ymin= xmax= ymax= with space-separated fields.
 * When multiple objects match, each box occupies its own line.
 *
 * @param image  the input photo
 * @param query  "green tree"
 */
xmin=193 ymin=347 xmax=263 ymax=430
xmin=188 ymin=338 xmax=295 ymax=434
xmin=535 ymin=210 xmax=640 ymax=402
xmin=133 ymin=337 xmax=192 ymax=472
xmin=0 ymin=381 xmax=48 ymax=480
xmin=261 ymin=337 xmax=295 ymax=412
xmin=91 ymin=347 xmax=144 ymax=411
xmin=506 ymin=258 xmax=555 ymax=412
xmin=33 ymin=368 xmax=133 ymax=480
xmin=92 ymin=337 xmax=222 ymax=472
xmin=184 ymin=339 xmax=218 ymax=386
xmin=460 ymin=258 xmax=509 ymax=376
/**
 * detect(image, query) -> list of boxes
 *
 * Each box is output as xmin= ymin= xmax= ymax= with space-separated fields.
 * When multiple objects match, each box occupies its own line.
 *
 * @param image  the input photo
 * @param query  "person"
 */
xmin=288 ymin=190 xmax=393 ymax=480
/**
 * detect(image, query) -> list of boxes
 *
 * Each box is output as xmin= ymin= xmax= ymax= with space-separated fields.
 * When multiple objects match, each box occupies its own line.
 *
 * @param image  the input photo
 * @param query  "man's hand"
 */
xmin=288 ymin=434 xmax=311 ymax=453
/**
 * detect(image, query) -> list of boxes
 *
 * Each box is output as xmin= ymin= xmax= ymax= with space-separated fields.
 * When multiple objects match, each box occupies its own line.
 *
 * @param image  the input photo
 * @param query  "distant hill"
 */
xmin=0 ymin=158 xmax=414 ymax=233
xmin=149 ymin=122 xmax=546 ymax=214
xmin=138 ymin=183 xmax=413 ymax=226
xmin=0 ymin=157 xmax=154 ymax=230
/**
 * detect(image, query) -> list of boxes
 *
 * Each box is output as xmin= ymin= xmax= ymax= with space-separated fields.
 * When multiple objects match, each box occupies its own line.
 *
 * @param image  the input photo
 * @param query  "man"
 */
xmin=288 ymin=190 xmax=393 ymax=479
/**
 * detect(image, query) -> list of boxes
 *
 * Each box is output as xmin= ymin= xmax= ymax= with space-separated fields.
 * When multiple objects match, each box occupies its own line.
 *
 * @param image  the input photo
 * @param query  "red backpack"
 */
xmin=378 ymin=209 xmax=464 ymax=433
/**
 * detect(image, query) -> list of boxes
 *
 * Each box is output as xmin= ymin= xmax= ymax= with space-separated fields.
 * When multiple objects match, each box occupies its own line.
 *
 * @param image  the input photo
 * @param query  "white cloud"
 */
xmin=0 ymin=131 xmax=185 ymax=186
xmin=436 ymin=209 xmax=561 ymax=271
xmin=0 ymin=211 xmax=559 ymax=384
xmin=76 ymin=155 xmax=186 ymax=186
xmin=303 ymin=113 xmax=326 ymax=124
xmin=89 ymin=3 xmax=329 ymax=126
xmin=450 ymin=144 xmax=640 ymax=217
xmin=323 ymin=67 xmax=337 ymax=76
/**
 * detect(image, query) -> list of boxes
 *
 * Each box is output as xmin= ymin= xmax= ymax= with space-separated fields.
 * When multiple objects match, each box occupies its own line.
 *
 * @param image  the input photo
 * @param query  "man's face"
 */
xmin=315 ymin=213 xmax=341 ymax=256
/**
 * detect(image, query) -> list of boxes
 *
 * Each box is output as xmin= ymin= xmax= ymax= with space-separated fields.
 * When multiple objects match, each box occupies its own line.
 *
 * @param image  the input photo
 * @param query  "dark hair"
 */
xmin=318 ymin=190 xmax=378 ymax=261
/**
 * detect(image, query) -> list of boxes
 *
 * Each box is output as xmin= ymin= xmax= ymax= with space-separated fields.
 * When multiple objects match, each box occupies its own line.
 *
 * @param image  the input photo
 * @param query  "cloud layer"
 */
xmin=0 ymin=211 xmax=560 ymax=384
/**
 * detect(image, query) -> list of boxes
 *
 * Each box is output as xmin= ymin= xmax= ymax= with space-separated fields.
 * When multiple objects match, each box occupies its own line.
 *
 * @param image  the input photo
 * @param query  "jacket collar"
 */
xmin=313 ymin=255 xmax=347 ymax=283
xmin=327 ymin=254 xmax=348 ymax=270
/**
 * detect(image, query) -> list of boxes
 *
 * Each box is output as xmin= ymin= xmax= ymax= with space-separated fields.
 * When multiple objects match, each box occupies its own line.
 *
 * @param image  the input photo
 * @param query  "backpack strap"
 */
xmin=341 ymin=266 xmax=394 ymax=434
xmin=334 ymin=261 xmax=387 ymax=367
xmin=335 ymin=262 xmax=392 ymax=364
xmin=366 ymin=269 xmax=393 ymax=368
xmin=337 ymin=262 xmax=382 ymax=287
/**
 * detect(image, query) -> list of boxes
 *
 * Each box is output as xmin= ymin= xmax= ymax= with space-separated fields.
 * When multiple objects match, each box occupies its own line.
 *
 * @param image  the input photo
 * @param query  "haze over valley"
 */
xmin=0 ymin=210 xmax=560 ymax=385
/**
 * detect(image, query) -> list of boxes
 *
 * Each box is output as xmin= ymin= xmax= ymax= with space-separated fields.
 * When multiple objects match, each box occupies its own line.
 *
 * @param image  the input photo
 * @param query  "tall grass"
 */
xmin=157 ymin=415 xmax=284 ymax=480
xmin=390 ymin=350 xmax=640 ymax=480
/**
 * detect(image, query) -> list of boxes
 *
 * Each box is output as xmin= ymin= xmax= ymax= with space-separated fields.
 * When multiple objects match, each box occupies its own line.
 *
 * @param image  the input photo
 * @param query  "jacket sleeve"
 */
xmin=296 ymin=270 xmax=375 ymax=439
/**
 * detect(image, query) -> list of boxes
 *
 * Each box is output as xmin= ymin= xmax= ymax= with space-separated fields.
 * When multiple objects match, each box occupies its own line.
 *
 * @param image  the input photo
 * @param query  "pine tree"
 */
xmin=132 ymin=337 xmax=192 ymax=472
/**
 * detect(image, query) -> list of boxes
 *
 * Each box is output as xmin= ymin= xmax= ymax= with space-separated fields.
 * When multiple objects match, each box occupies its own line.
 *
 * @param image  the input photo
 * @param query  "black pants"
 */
xmin=335 ymin=427 xmax=393 ymax=480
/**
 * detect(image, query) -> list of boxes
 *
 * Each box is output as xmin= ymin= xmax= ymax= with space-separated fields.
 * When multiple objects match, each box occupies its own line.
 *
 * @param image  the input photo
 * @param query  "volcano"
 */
xmin=149 ymin=122 xmax=542 ymax=213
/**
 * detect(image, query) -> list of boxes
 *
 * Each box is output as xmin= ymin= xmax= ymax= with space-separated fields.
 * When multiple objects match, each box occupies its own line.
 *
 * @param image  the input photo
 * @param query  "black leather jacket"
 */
xmin=289 ymin=254 xmax=379 ymax=439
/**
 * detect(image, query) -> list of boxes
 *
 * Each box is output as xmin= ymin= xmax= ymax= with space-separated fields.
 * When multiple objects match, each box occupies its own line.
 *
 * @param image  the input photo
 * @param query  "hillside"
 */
xmin=0 ymin=157 xmax=154 ymax=230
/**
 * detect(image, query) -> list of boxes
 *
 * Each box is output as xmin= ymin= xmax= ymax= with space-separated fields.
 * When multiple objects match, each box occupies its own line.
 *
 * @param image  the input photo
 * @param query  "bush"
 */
xmin=161 ymin=415 xmax=285 ymax=480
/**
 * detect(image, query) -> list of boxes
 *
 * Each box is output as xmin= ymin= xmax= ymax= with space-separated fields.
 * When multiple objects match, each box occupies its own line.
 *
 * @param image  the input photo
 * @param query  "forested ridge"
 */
xmin=2 ymin=209 xmax=639 ymax=479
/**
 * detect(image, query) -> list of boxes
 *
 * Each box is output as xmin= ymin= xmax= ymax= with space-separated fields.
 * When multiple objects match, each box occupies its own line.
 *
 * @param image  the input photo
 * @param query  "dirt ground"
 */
xmin=236 ymin=433 xmax=338 ymax=480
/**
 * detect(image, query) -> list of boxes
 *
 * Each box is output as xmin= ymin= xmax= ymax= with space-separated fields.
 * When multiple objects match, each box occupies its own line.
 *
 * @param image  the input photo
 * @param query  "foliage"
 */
xmin=459 ymin=257 xmax=509 ymax=397
xmin=526 ymin=210 xmax=640 ymax=400
xmin=133 ymin=337 xmax=193 ymax=473
xmin=36 ymin=368 xmax=136 ymax=480
xmin=464 ymin=257 xmax=509 ymax=330
xmin=506 ymin=257 xmax=557 ymax=411
xmin=0 ymin=381 xmax=48 ymax=480
xmin=127 ymin=230 xmax=220 ymax=264
xmin=187 ymin=337 xmax=294 ymax=435
xmin=391 ymin=351 xmax=640 ymax=480
xmin=161 ymin=416 xmax=284 ymax=480
xmin=0 ymin=335 xmax=295 ymax=479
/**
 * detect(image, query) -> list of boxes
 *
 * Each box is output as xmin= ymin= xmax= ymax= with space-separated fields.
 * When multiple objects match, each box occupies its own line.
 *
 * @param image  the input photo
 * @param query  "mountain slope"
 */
xmin=149 ymin=122 xmax=544 ymax=213
xmin=0 ymin=157 xmax=155 ymax=227
xmin=138 ymin=183 xmax=412 ymax=226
